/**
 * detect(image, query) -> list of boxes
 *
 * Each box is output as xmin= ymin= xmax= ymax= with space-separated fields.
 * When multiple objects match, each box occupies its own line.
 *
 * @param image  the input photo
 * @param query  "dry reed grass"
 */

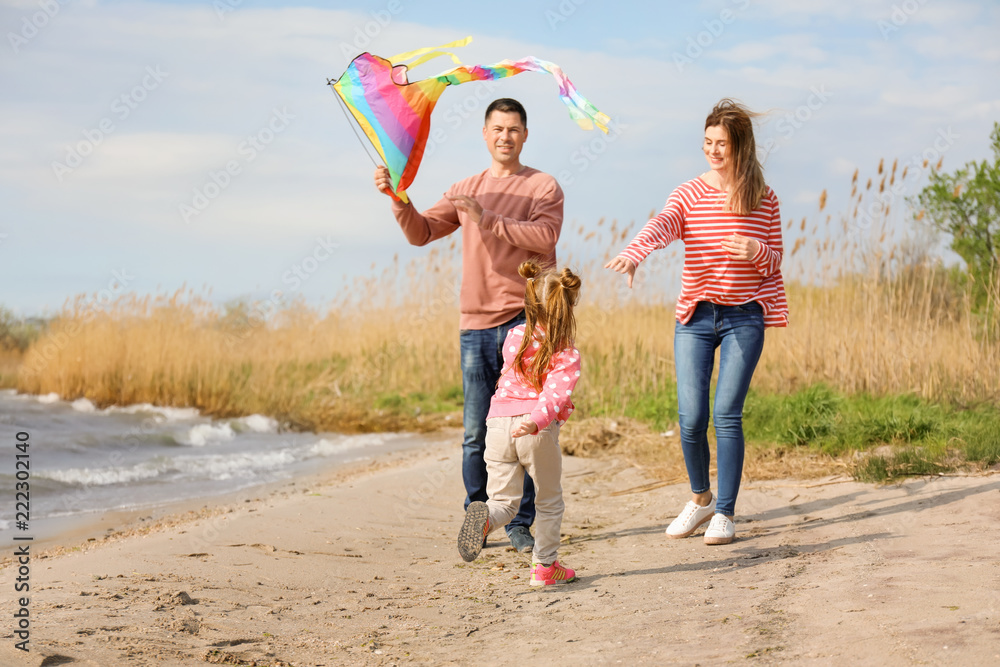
xmin=0 ymin=349 xmax=23 ymax=387
xmin=13 ymin=161 xmax=1000 ymax=478
xmin=16 ymin=246 xmax=463 ymax=432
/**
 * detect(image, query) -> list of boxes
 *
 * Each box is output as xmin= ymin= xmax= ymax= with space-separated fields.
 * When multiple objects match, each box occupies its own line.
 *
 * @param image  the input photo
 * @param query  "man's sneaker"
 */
xmin=458 ymin=501 xmax=490 ymax=562
xmin=665 ymin=496 xmax=716 ymax=538
xmin=507 ymin=525 xmax=534 ymax=553
xmin=703 ymin=514 xmax=735 ymax=545
xmin=530 ymin=560 xmax=576 ymax=586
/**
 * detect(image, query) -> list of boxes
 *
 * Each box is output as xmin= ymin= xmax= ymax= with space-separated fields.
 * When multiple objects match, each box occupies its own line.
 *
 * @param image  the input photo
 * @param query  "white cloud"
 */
xmin=880 ymin=84 xmax=977 ymax=111
xmin=831 ymin=157 xmax=860 ymax=177
xmin=911 ymin=2 xmax=983 ymax=27
xmin=749 ymin=0 xmax=887 ymax=22
xmin=2 ymin=0 xmax=999 ymax=312
xmin=711 ymin=34 xmax=829 ymax=65
xmin=903 ymin=29 xmax=1000 ymax=63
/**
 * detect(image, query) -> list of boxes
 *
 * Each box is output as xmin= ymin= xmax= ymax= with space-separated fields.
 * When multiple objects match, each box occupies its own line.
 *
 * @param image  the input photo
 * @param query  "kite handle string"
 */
xmin=328 ymin=81 xmax=383 ymax=170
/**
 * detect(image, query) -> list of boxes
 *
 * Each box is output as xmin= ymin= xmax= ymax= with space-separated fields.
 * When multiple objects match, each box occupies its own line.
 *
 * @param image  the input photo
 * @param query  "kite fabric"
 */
xmin=330 ymin=36 xmax=611 ymax=203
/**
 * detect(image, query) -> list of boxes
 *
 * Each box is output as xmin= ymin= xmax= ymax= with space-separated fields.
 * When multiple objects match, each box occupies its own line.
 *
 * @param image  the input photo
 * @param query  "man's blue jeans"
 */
xmin=674 ymin=301 xmax=765 ymax=517
xmin=460 ymin=312 xmax=534 ymax=533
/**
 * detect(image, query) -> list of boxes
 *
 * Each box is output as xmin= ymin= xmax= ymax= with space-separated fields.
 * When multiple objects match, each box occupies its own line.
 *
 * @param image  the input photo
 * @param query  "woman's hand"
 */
xmin=512 ymin=419 xmax=539 ymax=438
xmin=604 ymin=256 xmax=637 ymax=288
xmin=721 ymin=234 xmax=760 ymax=261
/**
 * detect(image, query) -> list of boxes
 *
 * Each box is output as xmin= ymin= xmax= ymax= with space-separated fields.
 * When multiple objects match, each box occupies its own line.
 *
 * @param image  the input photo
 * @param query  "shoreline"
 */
xmin=1 ymin=432 xmax=998 ymax=665
xmin=3 ymin=429 xmax=461 ymax=566
xmin=0 ymin=386 xmax=459 ymax=558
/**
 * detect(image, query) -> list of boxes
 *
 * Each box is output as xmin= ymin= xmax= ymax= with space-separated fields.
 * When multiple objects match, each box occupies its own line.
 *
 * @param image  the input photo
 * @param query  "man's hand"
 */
xmin=374 ymin=166 xmax=393 ymax=196
xmin=604 ymin=256 xmax=637 ymax=289
xmin=512 ymin=419 xmax=539 ymax=438
xmin=721 ymin=234 xmax=760 ymax=261
xmin=447 ymin=195 xmax=484 ymax=224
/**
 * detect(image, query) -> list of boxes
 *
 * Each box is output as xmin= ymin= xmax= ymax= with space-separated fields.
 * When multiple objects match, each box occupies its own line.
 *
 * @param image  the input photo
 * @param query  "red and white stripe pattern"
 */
xmin=619 ymin=177 xmax=788 ymax=328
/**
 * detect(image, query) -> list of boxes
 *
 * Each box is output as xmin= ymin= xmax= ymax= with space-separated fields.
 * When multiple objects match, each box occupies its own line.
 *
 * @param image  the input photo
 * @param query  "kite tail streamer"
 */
xmin=330 ymin=36 xmax=611 ymax=202
xmin=441 ymin=57 xmax=611 ymax=133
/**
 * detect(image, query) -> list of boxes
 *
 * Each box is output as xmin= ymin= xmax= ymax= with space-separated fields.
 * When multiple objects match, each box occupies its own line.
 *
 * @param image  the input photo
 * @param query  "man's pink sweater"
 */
xmin=391 ymin=167 xmax=563 ymax=330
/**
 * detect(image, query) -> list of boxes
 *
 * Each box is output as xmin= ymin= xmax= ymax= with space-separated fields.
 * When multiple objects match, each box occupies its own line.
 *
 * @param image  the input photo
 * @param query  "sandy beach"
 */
xmin=2 ymin=429 xmax=999 ymax=666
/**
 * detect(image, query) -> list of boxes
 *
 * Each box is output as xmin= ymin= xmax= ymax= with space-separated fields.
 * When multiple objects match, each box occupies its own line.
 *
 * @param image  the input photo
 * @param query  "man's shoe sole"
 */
xmin=458 ymin=501 xmax=490 ymax=562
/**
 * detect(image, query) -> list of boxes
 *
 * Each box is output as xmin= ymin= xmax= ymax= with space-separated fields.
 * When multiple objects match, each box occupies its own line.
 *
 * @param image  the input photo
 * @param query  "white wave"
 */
xmin=173 ymin=449 xmax=297 ymax=481
xmin=37 ymin=392 xmax=60 ymax=404
xmin=175 ymin=423 xmax=235 ymax=446
xmin=40 ymin=462 xmax=167 ymax=486
xmin=234 ymin=414 xmax=279 ymax=433
xmin=156 ymin=406 xmax=202 ymax=421
xmin=307 ymin=433 xmax=404 ymax=458
xmin=106 ymin=403 xmax=201 ymax=422
xmin=71 ymin=398 xmax=97 ymax=412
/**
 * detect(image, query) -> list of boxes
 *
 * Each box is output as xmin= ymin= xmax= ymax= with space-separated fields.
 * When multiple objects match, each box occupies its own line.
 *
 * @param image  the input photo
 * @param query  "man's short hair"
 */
xmin=485 ymin=98 xmax=527 ymax=127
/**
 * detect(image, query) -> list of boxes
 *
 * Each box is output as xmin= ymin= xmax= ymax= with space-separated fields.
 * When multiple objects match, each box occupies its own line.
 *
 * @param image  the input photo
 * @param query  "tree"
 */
xmin=916 ymin=123 xmax=1000 ymax=296
xmin=0 ymin=307 xmax=42 ymax=352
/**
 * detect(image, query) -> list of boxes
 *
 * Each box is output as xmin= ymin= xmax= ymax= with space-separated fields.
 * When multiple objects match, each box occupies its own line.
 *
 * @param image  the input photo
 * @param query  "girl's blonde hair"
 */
xmin=705 ymin=98 xmax=768 ymax=215
xmin=512 ymin=261 xmax=581 ymax=392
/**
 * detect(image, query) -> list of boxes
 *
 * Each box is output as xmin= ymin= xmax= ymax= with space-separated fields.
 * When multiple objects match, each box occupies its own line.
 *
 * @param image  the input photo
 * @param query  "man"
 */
xmin=374 ymin=98 xmax=564 ymax=553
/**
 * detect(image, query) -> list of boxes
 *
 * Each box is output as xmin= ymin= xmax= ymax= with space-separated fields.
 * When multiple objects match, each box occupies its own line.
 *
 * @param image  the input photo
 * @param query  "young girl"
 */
xmin=457 ymin=261 xmax=582 ymax=586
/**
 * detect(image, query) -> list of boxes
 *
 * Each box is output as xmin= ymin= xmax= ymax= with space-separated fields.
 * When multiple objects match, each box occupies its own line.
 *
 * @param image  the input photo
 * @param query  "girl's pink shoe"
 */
xmin=530 ymin=560 xmax=576 ymax=586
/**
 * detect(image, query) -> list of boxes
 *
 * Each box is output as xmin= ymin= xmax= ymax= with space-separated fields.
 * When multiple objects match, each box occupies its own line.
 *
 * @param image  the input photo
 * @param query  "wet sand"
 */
xmin=2 ymin=429 xmax=998 ymax=666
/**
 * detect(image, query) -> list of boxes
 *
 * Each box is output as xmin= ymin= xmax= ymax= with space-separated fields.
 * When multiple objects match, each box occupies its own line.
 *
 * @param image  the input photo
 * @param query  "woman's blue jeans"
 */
xmin=673 ymin=301 xmax=765 ymax=517
xmin=460 ymin=312 xmax=534 ymax=534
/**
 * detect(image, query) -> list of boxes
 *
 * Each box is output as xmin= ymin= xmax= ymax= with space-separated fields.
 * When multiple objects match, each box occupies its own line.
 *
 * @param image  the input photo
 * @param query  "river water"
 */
xmin=0 ymin=389 xmax=434 ymax=546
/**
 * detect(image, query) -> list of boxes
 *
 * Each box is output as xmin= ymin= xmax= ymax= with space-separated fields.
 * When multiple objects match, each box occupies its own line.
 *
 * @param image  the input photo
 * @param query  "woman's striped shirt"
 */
xmin=619 ymin=177 xmax=788 ymax=328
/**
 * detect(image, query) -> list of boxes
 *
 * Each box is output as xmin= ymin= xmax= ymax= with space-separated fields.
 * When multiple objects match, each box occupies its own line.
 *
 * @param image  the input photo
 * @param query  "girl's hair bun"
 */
xmin=519 ymin=261 xmax=541 ymax=281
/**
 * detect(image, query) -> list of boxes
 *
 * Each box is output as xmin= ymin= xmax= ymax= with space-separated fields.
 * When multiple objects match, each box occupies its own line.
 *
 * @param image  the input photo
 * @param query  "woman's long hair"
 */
xmin=705 ymin=98 xmax=767 ymax=215
xmin=512 ymin=261 xmax=581 ymax=392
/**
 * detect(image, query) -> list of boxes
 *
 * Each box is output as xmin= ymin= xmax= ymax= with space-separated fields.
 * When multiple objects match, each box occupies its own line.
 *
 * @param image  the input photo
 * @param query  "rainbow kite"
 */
xmin=330 ymin=36 xmax=611 ymax=203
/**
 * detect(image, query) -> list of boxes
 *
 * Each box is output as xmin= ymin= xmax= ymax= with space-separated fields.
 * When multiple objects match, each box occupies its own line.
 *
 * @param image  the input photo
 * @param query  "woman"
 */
xmin=605 ymin=99 xmax=787 ymax=545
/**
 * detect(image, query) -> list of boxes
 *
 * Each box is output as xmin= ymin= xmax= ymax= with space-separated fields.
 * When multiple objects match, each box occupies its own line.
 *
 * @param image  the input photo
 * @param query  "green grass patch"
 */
xmin=743 ymin=384 xmax=841 ymax=447
xmin=745 ymin=388 xmax=948 ymax=455
xmin=949 ymin=413 xmax=1000 ymax=466
xmin=579 ymin=379 xmax=1000 ymax=481
xmin=372 ymin=384 xmax=465 ymax=417
xmin=742 ymin=385 xmax=1000 ymax=480
xmin=584 ymin=384 xmax=678 ymax=432
xmin=580 ymin=380 xmax=999 ymax=482
xmin=853 ymin=446 xmax=949 ymax=483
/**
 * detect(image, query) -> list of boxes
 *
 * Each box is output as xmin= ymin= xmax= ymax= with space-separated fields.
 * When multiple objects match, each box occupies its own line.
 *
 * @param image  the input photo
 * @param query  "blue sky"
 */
xmin=2 ymin=0 xmax=999 ymax=315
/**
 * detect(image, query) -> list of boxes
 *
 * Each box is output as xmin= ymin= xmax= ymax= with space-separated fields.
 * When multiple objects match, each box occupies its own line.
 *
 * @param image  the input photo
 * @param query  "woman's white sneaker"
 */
xmin=703 ymin=514 xmax=735 ymax=545
xmin=665 ymin=497 xmax=716 ymax=538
